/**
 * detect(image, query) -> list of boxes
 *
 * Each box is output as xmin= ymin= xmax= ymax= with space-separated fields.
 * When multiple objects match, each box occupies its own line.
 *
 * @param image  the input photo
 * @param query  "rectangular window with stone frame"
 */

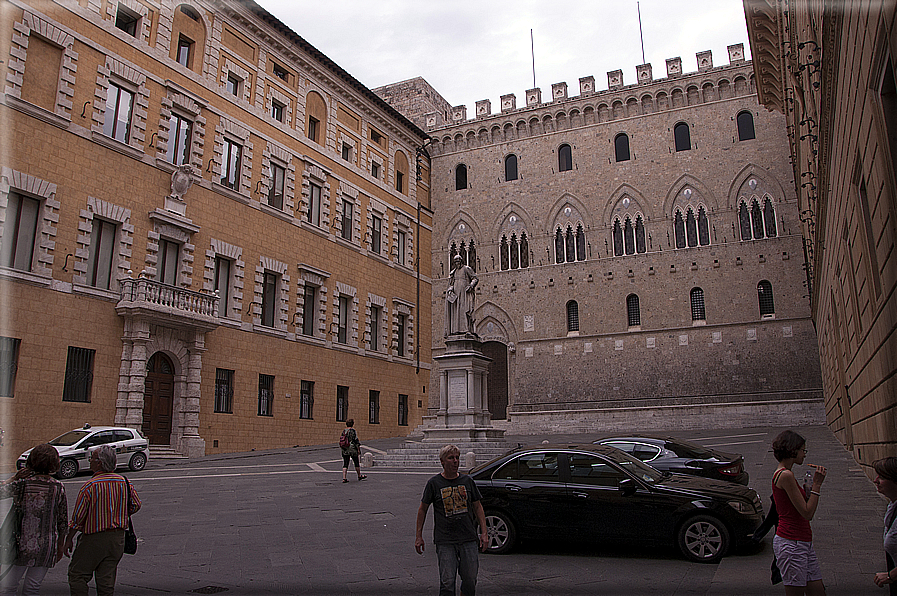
xmin=0 ymin=192 xmax=40 ymax=272
xmin=86 ymin=218 xmax=117 ymax=290
xmin=369 ymin=390 xmax=380 ymax=424
xmin=103 ymin=83 xmax=133 ymax=143
xmin=396 ymin=313 xmax=406 ymax=357
xmin=268 ymin=164 xmax=284 ymax=210
xmin=167 ymin=113 xmax=192 ymax=166
xmin=302 ymin=284 xmax=316 ymax=336
xmin=398 ymin=393 xmax=408 ymax=426
xmin=221 ymin=138 xmax=242 ymax=190
xmin=336 ymin=385 xmax=348 ymax=422
xmin=158 ymin=239 xmax=180 ymax=286
xmin=371 ymin=215 xmax=382 ymax=254
xmin=308 ymin=183 xmax=322 ymax=226
xmin=226 ymin=73 xmax=241 ymax=97
xmin=341 ymin=200 xmax=353 ymax=241
xmin=262 ymin=271 xmax=278 ymax=328
xmin=337 ymin=295 xmax=350 ymax=344
xmin=214 ymin=256 xmax=231 ymax=317
xmin=115 ymin=5 xmax=140 ymax=36
xmin=370 ymin=304 xmax=381 ymax=351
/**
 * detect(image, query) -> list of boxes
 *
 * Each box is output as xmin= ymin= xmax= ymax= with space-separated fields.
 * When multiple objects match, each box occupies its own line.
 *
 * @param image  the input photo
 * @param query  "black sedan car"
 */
xmin=594 ymin=435 xmax=749 ymax=485
xmin=470 ymin=444 xmax=763 ymax=563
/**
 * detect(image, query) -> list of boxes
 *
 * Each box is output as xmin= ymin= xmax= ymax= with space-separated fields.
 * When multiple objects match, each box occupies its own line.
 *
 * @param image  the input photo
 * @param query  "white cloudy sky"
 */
xmin=253 ymin=0 xmax=751 ymax=110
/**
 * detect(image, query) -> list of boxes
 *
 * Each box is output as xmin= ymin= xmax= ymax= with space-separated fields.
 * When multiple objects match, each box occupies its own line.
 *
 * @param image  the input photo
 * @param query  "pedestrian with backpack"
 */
xmin=340 ymin=419 xmax=367 ymax=483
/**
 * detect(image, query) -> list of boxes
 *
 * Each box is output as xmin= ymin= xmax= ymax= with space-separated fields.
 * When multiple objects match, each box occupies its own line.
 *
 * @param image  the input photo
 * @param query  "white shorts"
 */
xmin=773 ymin=534 xmax=823 ymax=587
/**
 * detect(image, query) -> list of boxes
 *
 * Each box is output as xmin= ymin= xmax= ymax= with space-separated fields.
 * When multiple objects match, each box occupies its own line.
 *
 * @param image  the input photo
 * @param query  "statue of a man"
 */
xmin=445 ymin=255 xmax=478 ymax=336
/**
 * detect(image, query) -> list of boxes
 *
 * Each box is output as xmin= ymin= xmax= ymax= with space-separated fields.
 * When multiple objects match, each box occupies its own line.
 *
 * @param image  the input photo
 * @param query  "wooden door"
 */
xmin=143 ymin=352 xmax=174 ymax=445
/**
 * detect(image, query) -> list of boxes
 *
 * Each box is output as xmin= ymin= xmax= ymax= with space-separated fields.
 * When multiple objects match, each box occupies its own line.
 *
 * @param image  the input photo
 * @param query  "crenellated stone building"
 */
xmin=0 ymin=0 xmax=432 ymax=461
xmin=379 ymin=45 xmax=826 ymax=433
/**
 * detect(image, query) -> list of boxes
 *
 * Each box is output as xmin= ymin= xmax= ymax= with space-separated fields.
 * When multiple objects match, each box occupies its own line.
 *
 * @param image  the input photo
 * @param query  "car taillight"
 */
xmin=719 ymin=462 xmax=743 ymax=476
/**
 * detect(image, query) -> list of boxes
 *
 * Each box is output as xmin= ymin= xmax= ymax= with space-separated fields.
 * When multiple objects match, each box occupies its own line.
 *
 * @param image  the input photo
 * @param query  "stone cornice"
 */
xmin=744 ymin=0 xmax=785 ymax=112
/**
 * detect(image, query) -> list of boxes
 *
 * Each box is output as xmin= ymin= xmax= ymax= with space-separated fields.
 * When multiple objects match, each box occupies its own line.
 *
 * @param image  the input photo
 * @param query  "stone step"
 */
xmin=372 ymin=439 xmax=515 ymax=468
xmin=148 ymin=446 xmax=188 ymax=460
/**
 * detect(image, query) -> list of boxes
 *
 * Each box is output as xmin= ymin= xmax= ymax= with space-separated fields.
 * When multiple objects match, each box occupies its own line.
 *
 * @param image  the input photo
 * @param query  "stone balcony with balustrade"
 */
xmin=116 ymin=275 xmax=220 ymax=331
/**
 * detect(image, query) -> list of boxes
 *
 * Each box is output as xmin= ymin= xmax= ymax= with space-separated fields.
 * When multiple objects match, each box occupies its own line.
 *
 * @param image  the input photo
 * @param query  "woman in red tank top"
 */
xmin=771 ymin=430 xmax=828 ymax=596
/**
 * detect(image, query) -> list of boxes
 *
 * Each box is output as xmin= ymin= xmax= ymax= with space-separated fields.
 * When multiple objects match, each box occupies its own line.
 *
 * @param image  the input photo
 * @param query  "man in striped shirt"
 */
xmin=63 ymin=444 xmax=141 ymax=596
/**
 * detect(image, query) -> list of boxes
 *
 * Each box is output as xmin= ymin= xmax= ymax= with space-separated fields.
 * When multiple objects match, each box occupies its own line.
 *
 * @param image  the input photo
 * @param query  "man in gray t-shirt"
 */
xmin=415 ymin=445 xmax=488 ymax=596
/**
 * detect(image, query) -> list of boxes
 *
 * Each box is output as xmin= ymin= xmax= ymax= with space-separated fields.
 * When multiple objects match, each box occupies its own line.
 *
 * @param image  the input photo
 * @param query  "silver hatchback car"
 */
xmin=17 ymin=424 xmax=149 ymax=479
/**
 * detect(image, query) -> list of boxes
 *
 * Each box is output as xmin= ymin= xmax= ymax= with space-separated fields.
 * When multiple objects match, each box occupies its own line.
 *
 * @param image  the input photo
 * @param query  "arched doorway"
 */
xmin=481 ymin=341 xmax=508 ymax=419
xmin=143 ymin=352 xmax=174 ymax=444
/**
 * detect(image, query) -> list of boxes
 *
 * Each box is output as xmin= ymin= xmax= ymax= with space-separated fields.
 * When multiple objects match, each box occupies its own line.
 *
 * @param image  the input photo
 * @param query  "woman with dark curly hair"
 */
xmin=0 ymin=444 xmax=68 ymax=596
xmin=872 ymin=456 xmax=897 ymax=594
xmin=771 ymin=430 xmax=828 ymax=596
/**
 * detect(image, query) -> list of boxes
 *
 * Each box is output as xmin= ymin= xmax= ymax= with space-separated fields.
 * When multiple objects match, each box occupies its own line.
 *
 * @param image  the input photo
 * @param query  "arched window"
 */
xmin=500 ymin=236 xmax=509 ymax=270
xmin=613 ymin=220 xmax=624 ymax=256
xmin=698 ymin=207 xmax=710 ymax=245
xmin=674 ymin=210 xmax=686 ymax=249
xmin=558 ymin=144 xmax=572 ymax=172
xmin=565 ymin=226 xmax=575 ymax=262
xmin=575 ymin=225 xmax=586 ymax=261
xmin=468 ymin=240 xmax=477 ymax=271
xmin=504 ymin=154 xmax=518 ymax=181
xmin=614 ymin=133 xmax=630 ymax=162
xmin=739 ymin=198 xmax=777 ymax=240
xmin=626 ymin=294 xmax=641 ymax=327
xmin=758 ymin=280 xmax=775 ymax=317
xmin=450 ymin=242 xmax=457 ymax=263
xmin=305 ymin=91 xmax=327 ymax=144
xmin=459 ymin=241 xmax=468 ymax=267
xmin=685 ymin=208 xmax=698 ymax=247
xmin=510 ymin=234 xmax=519 ymax=269
xmin=690 ymin=287 xmax=706 ymax=321
xmin=555 ymin=228 xmax=565 ymax=263
xmin=455 ymin=164 xmax=467 ymax=190
xmin=737 ymin=111 xmax=756 ymax=141
xmin=566 ymin=300 xmax=579 ymax=332
xmin=674 ymin=122 xmax=691 ymax=152
xmin=624 ymin=217 xmax=635 ymax=255
xmin=635 ymin=216 xmax=646 ymax=253
xmin=520 ymin=233 xmax=529 ymax=268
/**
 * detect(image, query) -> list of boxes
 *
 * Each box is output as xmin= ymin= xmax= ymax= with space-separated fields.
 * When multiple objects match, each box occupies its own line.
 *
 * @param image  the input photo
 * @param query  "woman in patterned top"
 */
xmin=0 ymin=443 xmax=68 ymax=596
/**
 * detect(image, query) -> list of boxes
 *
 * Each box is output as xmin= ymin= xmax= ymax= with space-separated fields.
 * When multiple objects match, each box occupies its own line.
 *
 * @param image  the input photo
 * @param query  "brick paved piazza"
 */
xmin=28 ymin=425 xmax=889 ymax=595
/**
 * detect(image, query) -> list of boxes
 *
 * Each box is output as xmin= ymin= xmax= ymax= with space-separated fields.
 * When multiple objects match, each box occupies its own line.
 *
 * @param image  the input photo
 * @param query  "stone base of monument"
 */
xmin=372 ymin=334 xmax=508 ymax=467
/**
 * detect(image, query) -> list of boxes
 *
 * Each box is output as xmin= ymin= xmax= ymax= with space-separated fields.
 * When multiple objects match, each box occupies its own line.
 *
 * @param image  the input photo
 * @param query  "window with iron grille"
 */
xmin=214 ymin=368 xmax=234 ymax=413
xmin=0 ymin=337 xmax=21 ymax=397
xmin=369 ymin=390 xmax=380 ymax=424
xmin=398 ymin=394 xmax=408 ymax=426
xmin=566 ymin=301 xmax=579 ymax=332
xmin=336 ymin=385 xmax=348 ymax=422
xmin=258 ymin=374 xmax=274 ymax=416
xmin=691 ymin=288 xmax=706 ymax=321
xmin=627 ymin=294 xmax=641 ymax=327
xmin=758 ymin=280 xmax=775 ymax=317
xmin=300 ymin=380 xmax=314 ymax=419
xmin=63 ymin=346 xmax=94 ymax=402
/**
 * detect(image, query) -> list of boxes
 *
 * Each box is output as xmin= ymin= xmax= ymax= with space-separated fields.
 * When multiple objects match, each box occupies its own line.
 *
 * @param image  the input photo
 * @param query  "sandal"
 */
xmin=358 ymin=475 xmax=368 ymax=480
xmin=342 ymin=479 xmax=348 ymax=483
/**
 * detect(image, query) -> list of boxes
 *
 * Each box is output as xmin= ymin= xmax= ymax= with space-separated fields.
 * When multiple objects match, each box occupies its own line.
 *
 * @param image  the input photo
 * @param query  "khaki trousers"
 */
xmin=68 ymin=529 xmax=125 ymax=596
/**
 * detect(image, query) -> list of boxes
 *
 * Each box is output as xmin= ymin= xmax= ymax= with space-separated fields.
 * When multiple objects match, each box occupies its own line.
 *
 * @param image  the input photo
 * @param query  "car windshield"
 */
xmin=665 ymin=438 xmax=715 ymax=459
xmin=600 ymin=448 xmax=664 ymax=484
xmin=48 ymin=430 xmax=91 ymax=446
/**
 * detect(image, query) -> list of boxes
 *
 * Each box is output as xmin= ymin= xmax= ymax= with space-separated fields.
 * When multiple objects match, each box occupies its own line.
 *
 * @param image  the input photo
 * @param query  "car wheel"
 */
xmin=677 ymin=514 xmax=730 ymax=563
xmin=484 ymin=510 xmax=516 ymax=554
xmin=57 ymin=459 xmax=79 ymax=480
xmin=129 ymin=452 xmax=147 ymax=472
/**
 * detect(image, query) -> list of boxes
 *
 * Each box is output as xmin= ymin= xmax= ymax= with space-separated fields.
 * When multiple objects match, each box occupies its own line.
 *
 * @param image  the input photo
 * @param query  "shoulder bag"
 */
xmin=123 ymin=477 xmax=137 ymax=555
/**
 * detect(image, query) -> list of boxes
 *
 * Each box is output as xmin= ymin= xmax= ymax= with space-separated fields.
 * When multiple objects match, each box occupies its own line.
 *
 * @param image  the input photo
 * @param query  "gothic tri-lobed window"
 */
xmin=674 ymin=207 xmax=710 ymax=249
xmin=555 ymin=225 xmax=585 ymax=263
xmin=613 ymin=215 xmax=647 ymax=256
xmin=499 ymin=233 xmax=529 ymax=271
xmin=738 ymin=198 xmax=777 ymax=241
xmin=450 ymin=239 xmax=477 ymax=271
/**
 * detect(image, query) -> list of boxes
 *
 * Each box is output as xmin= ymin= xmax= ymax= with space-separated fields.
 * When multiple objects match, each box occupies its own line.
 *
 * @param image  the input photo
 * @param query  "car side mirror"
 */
xmin=619 ymin=477 xmax=637 ymax=497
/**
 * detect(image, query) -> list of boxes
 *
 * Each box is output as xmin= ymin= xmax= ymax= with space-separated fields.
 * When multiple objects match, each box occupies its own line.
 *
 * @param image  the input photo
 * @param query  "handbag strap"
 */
xmin=123 ymin=476 xmax=133 ymax=522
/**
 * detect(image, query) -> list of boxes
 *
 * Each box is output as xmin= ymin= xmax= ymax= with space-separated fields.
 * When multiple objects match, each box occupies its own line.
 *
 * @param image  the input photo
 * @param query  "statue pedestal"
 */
xmin=422 ymin=335 xmax=505 ymax=443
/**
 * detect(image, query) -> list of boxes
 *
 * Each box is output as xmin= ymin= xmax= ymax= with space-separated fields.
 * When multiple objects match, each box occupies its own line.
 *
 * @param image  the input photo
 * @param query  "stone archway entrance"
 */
xmin=143 ymin=352 xmax=174 ymax=445
xmin=481 ymin=341 xmax=508 ymax=420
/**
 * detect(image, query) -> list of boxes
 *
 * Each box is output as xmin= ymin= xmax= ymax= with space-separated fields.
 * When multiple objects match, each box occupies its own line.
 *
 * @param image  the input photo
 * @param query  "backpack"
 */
xmin=339 ymin=430 xmax=350 ymax=449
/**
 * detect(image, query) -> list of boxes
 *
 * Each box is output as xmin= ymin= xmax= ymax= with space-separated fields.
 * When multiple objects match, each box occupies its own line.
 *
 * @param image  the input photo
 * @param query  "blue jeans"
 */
xmin=435 ymin=541 xmax=478 ymax=596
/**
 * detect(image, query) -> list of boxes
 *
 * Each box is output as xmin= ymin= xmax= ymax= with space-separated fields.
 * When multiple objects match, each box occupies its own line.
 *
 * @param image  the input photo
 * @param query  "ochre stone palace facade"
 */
xmin=0 ymin=0 xmax=831 ymax=461
xmin=0 ymin=0 xmax=432 ymax=460
xmin=377 ymin=47 xmax=825 ymax=433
